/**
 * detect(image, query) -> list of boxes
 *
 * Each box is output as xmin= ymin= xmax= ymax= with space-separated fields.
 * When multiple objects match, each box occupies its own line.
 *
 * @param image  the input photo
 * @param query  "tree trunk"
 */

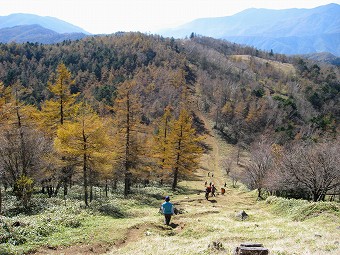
xmin=172 ymin=125 xmax=182 ymax=191
xmin=124 ymin=93 xmax=131 ymax=197
xmin=237 ymin=146 xmax=241 ymax=165
xmin=313 ymin=191 xmax=323 ymax=202
xmin=90 ymin=184 xmax=93 ymax=202
xmin=83 ymin=153 xmax=88 ymax=206
xmin=172 ymin=167 xmax=178 ymax=191
xmin=0 ymin=185 xmax=2 ymax=214
xmin=63 ymin=177 xmax=68 ymax=197
xmin=47 ymin=185 xmax=53 ymax=198
xmin=105 ymin=179 xmax=108 ymax=197
xmin=257 ymin=188 xmax=262 ymax=199
xmin=124 ymin=172 xmax=131 ymax=197
xmin=54 ymin=181 xmax=61 ymax=196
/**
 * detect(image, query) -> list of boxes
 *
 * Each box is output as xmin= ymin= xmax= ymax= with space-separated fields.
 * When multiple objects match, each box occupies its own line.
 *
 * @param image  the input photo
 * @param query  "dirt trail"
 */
xmin=196 ymin=110 xmax=228 ymax=190
xmin=110 ymin=113 xmax=241 ymax=253
xmin=34 ymin=112 xmax=249 ymax=255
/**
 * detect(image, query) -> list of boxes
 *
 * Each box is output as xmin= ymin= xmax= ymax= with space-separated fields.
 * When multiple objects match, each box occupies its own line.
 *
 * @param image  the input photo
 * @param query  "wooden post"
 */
xmin=234 ymin=243 xmax=269 ymax=255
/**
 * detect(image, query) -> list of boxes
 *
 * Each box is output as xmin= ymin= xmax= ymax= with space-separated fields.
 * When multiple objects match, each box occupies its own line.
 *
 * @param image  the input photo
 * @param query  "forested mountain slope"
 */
xmin=0 ymin=33 xmax=339 ymax=255
xmin=0 ymin=33 xmax=339 ymax=204
xmin=0 ymin=33 xmax=338 ymax=143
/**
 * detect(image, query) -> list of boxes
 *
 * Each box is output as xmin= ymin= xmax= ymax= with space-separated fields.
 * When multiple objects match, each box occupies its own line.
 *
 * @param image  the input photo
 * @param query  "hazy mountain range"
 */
xmin=0 ymin=4 xmax=339 ymax=56
xmin=0 ymin=24 xmax=88 ymax=44
xmin=0 ymin=13 xmax=89 ymax=34
xmin=0 ymin=13 xmax=89 ymax=44
xmin=160 ymin=3 xmax=340 ymax=56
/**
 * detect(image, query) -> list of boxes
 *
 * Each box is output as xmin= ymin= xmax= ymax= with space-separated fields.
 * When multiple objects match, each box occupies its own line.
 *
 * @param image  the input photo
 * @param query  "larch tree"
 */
xmin=112 ymin=79 xmax=143 ymax=196
xmin=54 ymin=103 xmax=114 ymax=206
xmin=39 ymin=63 xmax=79 ymax=196
xmin=167 ymin=108 xmax=204 ymax=190
xmin=152 ymin=106 xmax=173 ymax=184
xmin=40 ymin=63 xmax=79 ymax=133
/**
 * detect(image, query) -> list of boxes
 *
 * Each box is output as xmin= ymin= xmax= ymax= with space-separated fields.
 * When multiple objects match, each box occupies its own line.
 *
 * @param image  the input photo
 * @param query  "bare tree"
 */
xmin=243 ymin=136 xmax=273 ymax=199
xmin=279 ymin=141 xmax=340 ymax=201
xmin=221 ymin=156 xmax=233 ymax=176
xmin=229 ymin=168 xmax=243 ymax=188
xmin=0 ymin=126 xmax=51 ymax=188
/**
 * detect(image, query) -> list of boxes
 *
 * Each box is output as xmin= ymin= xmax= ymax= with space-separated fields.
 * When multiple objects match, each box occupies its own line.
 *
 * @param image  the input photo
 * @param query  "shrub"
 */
xmin=266 ymin=196 xmax=340 ymax=221
xmin=292 ymin=201 xmax=339 ymax=221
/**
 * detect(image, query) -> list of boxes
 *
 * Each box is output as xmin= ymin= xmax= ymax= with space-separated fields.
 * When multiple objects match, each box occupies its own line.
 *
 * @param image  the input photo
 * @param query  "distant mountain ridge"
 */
xmin=0 ymin=13 xmax=90 ymax=34
xmin=0 ymin=24 xmax=88 ymax=44
xmin=0 ymin=13 xmax=90 ymax=44
xmin=160 ymin=3 xmax=340 ymax=56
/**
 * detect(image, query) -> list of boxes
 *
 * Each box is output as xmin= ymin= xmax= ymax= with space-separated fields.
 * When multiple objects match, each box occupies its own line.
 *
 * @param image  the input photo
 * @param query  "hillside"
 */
xmin=0 ymin=33 xmax=338 ymax=144
xmin=4 ymin=115 xmax=339 ymax=255
xmin=160 ymin=3 xmax=340 ymax=56
xmin=0 ymin=31 xmax=339 ymax=255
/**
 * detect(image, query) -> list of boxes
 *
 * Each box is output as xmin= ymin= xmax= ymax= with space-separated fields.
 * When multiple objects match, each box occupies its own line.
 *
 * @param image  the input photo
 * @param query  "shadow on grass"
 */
xmin=96 ymin=204 xmax=127 ymax=218
xmin=208 ymin=199 xmax=217 ymax=203
xmin=175 ymin=185 xmax=203 ymax=195
xmin=169 ymin=223 xmax=179 ymax=228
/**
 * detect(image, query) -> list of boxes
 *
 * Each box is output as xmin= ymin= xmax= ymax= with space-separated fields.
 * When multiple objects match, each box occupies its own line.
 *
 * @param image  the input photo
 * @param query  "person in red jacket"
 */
xmin=205 ymin=185 xmax=211 ymax=200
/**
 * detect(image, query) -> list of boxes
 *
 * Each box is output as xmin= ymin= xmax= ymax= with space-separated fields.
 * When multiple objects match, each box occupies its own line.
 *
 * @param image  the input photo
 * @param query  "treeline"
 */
xmin=0 ymin=32 xmax=339 ymax=206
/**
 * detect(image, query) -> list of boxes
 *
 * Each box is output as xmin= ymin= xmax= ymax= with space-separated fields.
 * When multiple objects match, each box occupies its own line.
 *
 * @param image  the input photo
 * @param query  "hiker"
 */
xmin=211 ymin=184 xmax=216 ymax=197
xmin=204 ymin=181 xmax=207 ymax=186
xmin=208 ymin=172 xmax=210 ymax=177
xmin=224 ymin=182 xmax=227 ymax=187
xmin=205 ymin=185 xmax=211 ymax=200
xmin=161 ymin=196 xmax=174 ymax=225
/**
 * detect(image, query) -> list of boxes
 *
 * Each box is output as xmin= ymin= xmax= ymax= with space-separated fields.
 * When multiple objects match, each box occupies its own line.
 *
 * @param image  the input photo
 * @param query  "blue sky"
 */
xmin=1 ymin=0 xmax=339 ymax=34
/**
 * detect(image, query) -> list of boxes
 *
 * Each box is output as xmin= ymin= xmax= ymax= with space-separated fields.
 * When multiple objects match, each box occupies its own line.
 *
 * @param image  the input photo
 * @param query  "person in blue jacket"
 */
xmin=161 ymin=196 xmax=174 ymax=225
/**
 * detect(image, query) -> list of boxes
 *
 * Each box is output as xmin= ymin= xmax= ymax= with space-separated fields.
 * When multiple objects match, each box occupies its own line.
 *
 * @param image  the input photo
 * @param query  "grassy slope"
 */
xmin=5 ymin=114 xmax=338 ymax=255
xmin=107 ymin=115 xmax=339 ymax=255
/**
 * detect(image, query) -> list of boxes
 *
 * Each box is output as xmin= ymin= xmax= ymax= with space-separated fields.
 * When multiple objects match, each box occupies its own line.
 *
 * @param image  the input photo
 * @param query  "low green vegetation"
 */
xmin=266 ymin=196 xmax=340 ymax=221
xmin=1 ymin=183 xmax=339 ymax=255
xmin=0 ymin=185 xmax=172 ymax=255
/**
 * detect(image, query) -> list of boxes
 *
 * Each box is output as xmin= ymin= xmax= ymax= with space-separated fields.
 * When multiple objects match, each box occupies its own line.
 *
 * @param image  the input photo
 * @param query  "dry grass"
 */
xmin=106 ymin=190 xmax=339 ymax=255
xmin=27 ymin=115 xmax=339 ymax=255
xmin=104 ymin=114 xmax=339 ymax=255
xmin=231 ymin=55 xmax=296 ymax=76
